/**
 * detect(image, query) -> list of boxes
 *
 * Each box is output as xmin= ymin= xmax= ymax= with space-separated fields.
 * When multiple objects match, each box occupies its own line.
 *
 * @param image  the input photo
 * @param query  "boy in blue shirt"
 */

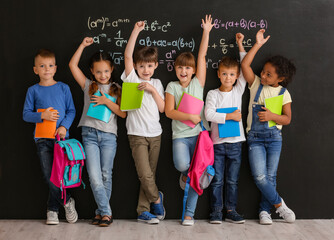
xmin=23 ymin=49 xmax=77 ymax=225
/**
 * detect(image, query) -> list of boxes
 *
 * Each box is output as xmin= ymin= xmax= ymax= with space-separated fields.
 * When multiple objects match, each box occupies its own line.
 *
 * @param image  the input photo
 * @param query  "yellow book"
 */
xmin=264 ymin=95 xmax=284 ymax=127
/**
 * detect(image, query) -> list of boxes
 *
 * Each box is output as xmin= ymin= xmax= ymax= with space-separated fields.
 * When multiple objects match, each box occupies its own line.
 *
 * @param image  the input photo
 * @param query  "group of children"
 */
xmin=23 ymin=15 xmax=296 ymax=227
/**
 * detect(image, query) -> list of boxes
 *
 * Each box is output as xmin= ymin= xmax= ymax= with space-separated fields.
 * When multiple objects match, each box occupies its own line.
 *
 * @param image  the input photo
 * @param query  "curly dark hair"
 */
xmin=265 ymin=55 xmax=296 ymax=87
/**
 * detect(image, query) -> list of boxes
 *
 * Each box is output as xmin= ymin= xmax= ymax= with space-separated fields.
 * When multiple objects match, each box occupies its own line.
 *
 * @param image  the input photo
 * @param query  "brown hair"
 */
xmin=34 ymin=49 xmax=56 ymax=65
xmin=174 ymin=52 xmax=196 ymax=69
xmin=218 ymin=56 xmax=240 ymax=72
xmin=134 ymin=46 xmax=158 ymax=63
xmin=88 ymin=51 xmax=121 ymax=98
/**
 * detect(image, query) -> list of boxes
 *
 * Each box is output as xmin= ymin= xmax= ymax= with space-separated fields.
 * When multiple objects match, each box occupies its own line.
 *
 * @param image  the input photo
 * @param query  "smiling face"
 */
xmin=260 ymin=62 xmax=284 ymax=87
xmin=33 ymin=56 xmax=57 ymax=82
xmin=175 ymin=65 xmax=195 ymax=86
xmin=90 ymin=60 xmax=113 ymax=85
xmin=217 ymin=66 xmax=239 ymax=91
xmin=134 ymin=61 xmax=158 ymax=81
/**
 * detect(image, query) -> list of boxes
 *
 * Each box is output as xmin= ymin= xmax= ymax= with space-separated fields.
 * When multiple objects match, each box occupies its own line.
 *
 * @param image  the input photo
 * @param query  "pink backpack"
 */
xmin=182 ymin=122 xmax=215 ymax=220
xmin=50 ymin=135 xmax=86 ymax=204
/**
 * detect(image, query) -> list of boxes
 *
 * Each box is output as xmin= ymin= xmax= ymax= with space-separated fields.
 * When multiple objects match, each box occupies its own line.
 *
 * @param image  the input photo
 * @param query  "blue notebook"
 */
xmin=87 ymin=91 xmax=116 ymax=123
xmin=217 ymin=107 xmax=240 ymax=138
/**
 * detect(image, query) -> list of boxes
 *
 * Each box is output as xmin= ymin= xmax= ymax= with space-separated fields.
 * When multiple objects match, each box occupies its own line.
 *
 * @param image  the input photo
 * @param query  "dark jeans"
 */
xmin=210 ymin=142 xmax=242 ymax=213
xmin=36 ymin=138 xmax=70 ymax=212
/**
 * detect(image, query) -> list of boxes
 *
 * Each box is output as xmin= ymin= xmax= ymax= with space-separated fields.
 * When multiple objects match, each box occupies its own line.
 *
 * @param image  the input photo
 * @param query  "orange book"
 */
xmin=35 ymin=109 xmax=57 ymax=139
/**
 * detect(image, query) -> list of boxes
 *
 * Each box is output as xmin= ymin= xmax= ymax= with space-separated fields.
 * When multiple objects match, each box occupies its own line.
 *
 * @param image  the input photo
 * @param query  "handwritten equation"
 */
xmin=86 ymin=16 xmax=269 ymax=71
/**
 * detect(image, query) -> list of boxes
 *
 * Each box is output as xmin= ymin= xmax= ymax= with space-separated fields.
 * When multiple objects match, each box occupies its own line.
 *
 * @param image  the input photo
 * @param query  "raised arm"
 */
xmin=241 ymin=29 xmax=270 ymax=87
xmin=124 ymin=21 xmax=145 ymax=77
xmin=196 ymin=14 xmax=214 ymax=87
xmin=69 ymin=37 xmax=94 ymax=89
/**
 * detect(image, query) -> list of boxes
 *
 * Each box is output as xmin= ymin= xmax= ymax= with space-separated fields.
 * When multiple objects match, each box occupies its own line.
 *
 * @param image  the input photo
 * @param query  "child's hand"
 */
xmin=55 ymin=126 xmax=67 ymax=139
xmin=258 ymin=107 xmax=274 ymax=122
xmin=229 ymin=109 xmax=242 ymax=122
xmin=81 ymin=37 xmax=94 ymax=47
xmin=134 ymin=21 xmax=145 ymax=32
xmin=202 ymin=14 xmax=214 ymax=32
xmin=41 ymin=107 xmax=59 ymax=122
xmin=91 ymin=93 xmax=108 ymax=106
xmin=189 ymin=114 xmax=201 ymax=125
xmin=256 ymin=29 xmax=270 ymax=46
xmin=137 ymin=82 xmax=154 ymax=93
xmin=236 ymin=33 xmax=244 ymax=46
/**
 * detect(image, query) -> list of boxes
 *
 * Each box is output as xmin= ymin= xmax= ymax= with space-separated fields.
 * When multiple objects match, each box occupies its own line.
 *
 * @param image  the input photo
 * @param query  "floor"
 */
xmin=1 ymin=219 xmax=333 ymax=240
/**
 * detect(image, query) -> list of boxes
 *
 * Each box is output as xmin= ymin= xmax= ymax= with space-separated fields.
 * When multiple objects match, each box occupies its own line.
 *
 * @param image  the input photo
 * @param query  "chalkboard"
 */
xmin=1 ymin=0 xmax=334 ymax=220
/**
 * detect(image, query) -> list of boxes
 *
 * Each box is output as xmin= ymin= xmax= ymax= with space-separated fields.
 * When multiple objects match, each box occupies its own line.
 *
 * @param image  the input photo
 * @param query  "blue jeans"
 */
xmin=247 ymin=129 xmax=282 ymax=213
xmin=82 ymin=127 xmax=117 ymax=216
xmin=36 ymin=138 xmax=70 ymax=212
xmin=210 ymin=142 xmax=242 ymax=213
xmin=173 ymin=135 xmax=198 ymax=218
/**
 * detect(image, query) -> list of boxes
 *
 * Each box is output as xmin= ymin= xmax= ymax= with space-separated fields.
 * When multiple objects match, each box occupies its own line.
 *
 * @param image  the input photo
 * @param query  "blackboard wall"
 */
xmin=1 ymin=0 xmax=334 ymax=219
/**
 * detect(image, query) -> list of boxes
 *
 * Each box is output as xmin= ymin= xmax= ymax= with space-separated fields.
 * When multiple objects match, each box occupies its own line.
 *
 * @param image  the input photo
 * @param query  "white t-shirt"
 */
xmin=205 ymin=62 xmax=247 ymax=144
xmin=246 ymin=75 xmax=292 ymax=132
xmin=121 ymin=69 xmax=164 ymax=137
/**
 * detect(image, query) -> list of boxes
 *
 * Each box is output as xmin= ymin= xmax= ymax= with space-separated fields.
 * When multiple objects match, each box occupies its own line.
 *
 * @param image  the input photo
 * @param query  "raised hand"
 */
xmin=256 ymin=29 xmax=270 ymax=46
xmin=81 ymin=37 xmax=94 ymax=47
xmin=202 ymin=14 xmax=214 ymax=32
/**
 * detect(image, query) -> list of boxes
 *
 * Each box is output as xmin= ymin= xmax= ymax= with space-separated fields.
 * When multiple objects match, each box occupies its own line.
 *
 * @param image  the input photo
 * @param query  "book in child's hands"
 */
xmin=87 ymin=90 xmax=117 ymax=123
xmin=177 ymin=92 xmax=204 ymax=128
xmin=120 ymin=82 xmax=144 ymax=111
xmin=264 ymin=94 xmax=284 ymax=127
xmin=35 ymin=109 xmax=57 ymax=139
xmin=217 ymin=107 xmax=240 ymax=138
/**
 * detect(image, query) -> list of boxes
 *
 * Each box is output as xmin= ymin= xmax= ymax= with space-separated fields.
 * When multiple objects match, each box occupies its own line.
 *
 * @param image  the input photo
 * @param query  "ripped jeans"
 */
xmin=247 ymin=129 xmax=282 ymax=213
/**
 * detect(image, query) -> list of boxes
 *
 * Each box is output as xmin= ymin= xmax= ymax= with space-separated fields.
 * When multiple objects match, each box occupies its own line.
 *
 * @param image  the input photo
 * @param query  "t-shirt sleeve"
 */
xmin=165 ymin=82 xmax=175 ymax=96
xmin=205 ymin=90 xmax=226 ymax=124
xmin=121 ymin=68 xmax=138 ymax=83
xmin=155 ymin=80 xmax=165 ymax=99
xmin=283 ymin=89 xmax=292 ymax=105
xmin=249 ymin=75 xmax=260 ymax=90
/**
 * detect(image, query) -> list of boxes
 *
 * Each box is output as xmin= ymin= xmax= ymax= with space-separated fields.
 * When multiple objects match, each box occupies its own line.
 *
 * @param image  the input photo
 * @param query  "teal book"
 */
xmin=87 ymin=91 xmax=116 ymax=123
xmin=217 ymin=107 xmax=240 ymax=138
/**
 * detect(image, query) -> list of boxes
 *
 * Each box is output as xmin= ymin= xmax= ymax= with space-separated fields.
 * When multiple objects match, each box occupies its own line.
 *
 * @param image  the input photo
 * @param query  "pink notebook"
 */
xmin=177 ymin=92 xmax=204 ymax=128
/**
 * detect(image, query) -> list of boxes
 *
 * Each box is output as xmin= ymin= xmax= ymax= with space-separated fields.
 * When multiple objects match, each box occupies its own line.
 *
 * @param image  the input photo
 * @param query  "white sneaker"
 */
xmin=259 ymin=211 xmax=272 ymax=225
xmin=182 ymin=218 xmax=194 ymax=226
xmin=46 ymin=210 xmax=59 ymax=225
xmin=64 ymin=198 xmax=78 ymax=223
xmin=276 ymin=199 xmax=295 ymax=223
xmin=179 ymin=174 xmax=186 ymax=190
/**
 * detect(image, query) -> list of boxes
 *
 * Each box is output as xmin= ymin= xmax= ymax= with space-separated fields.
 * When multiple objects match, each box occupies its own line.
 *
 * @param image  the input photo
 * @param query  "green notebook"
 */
xmin=120 ymin=82 xmax=144 ymax=111
xmin=264 ymin=94 xmax=284 ymax=127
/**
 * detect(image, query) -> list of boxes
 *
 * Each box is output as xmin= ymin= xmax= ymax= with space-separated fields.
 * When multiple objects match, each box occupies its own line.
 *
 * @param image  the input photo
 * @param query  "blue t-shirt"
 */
xmin=23 ymin=82 xmax=76 ymax=140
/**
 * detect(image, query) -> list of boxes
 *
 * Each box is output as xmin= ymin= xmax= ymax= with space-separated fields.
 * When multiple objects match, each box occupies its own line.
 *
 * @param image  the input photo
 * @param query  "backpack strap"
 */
xmin=182 ymin=177 xmax=191 ymax=222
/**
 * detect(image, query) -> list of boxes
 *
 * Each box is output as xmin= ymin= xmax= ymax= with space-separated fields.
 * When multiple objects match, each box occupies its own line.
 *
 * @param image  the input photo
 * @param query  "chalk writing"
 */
xmin=86 ymin=16 xmax=269 ymax=71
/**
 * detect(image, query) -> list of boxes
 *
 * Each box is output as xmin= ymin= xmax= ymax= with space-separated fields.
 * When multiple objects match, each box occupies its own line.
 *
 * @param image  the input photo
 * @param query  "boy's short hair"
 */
xmin=175 ymin=52 xmax=196 ymax=69
xmin=34 ymin=49 xmax=56 ymax=65
xmin=218 ymin=56 xmax=240 ymax=72
xmin=134 ymin=46 xmax=158 ymax=63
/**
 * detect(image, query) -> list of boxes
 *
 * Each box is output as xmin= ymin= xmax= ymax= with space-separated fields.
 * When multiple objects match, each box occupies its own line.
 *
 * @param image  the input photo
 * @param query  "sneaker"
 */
xmin=209 ymin=211 xmax=223 ymax=224
xmin=46 ymin=210 xmax=59 ymax=225
xmin=259 ymin=211 xmax=273 ymax=225
xmin=151 ymin=191 xmax=166 ymax=220
xmin=137 ymin=211 xmax=159 ymax=224
xmin=182 ymin=217 xmax=194 ymax=226
xmin=275 ymin=199 xmax=295 ymax=223
xmin=225 ymin=210 xmax=245 ymax=224
xmin=64 ymin=198 xmax=78 ymax=223
xmin=179 ymin=174 xmax=186 ymax=190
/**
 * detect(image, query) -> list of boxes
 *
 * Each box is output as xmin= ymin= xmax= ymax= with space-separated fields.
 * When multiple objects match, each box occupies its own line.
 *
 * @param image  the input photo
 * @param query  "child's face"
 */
xmin=175 ymin=65 xmax=195 ymax=85
xmin=33 ymin=56 xmax=57 ymax=81
xmin=134 ymin=61 xmax=158 ymax=81
xmin=260 ymin=63 xmax=284 ymax=87
xmin=217 ymin=66 xmax=239 ymax=90
xmin=90 ymin=61 xmax=113 ymax=85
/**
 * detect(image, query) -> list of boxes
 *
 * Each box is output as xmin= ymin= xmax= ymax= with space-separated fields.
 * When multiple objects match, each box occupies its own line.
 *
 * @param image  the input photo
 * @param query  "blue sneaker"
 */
xmin=225 ymin=210 xmax=245 ymax=224
xmin=137 ymin=211 xmax=159 ymax=224
xmin=151 ymin=191 xmax=166 ymax=220
xmin=209 ymin=211 xmax=223 ymax=224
